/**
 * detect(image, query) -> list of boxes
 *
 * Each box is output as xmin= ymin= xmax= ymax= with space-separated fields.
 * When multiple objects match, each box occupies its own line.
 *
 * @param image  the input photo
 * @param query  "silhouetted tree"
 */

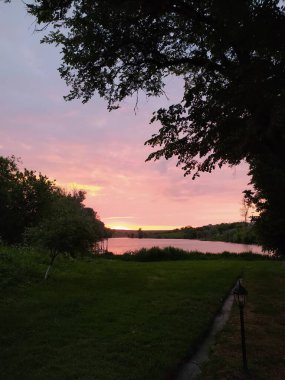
xmin=0 ymin=156 xmax=110 ymax=275
xmin=26 ymin=189 xmax=109 ymax=279
xmin=138 ymin=228 xmax=144 ymax=239
xmin=245 ymin=155 xmax=285 ymax=254
xmin=240 ymin=190 xmax=255 ymax=224
xmin=0 ymin=156 xmax=56 ymax=243
xmin=11 ymin=1 xmax=285 ymax=254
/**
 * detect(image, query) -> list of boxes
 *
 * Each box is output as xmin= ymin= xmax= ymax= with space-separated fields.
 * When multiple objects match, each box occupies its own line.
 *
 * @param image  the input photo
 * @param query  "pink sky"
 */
xmin=0 ymin=3 xmax=251 ymax=230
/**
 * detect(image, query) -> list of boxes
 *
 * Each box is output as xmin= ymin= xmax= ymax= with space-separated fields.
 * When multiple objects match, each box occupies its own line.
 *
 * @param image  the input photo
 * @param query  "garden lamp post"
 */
xmin=233 ymin=280 xmax=248 ymax=372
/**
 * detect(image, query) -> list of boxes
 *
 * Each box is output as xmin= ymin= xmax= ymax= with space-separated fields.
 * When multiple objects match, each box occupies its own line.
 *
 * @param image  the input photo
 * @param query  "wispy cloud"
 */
xmin=0 ymin=3 xmax=251 ymax=229
xmin=104 ymin=216 xmax=136 ymax=220
xmin=60 ymin=182 xmax=103 ymax=197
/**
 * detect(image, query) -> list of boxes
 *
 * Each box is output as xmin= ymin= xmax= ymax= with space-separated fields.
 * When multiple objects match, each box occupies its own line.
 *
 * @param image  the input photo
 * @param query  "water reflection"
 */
xmin=108 ymin=238 xmax=263 ymax=255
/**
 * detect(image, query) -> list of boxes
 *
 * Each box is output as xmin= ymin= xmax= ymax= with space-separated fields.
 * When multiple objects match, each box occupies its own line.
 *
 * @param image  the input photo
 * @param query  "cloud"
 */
xmin=0 ymin=3 xmax=251 ymax=229
xmin=60 ymin=182 xmax=103 ymax=197
xmin=104 ymin=216 xmax=136 ymax=220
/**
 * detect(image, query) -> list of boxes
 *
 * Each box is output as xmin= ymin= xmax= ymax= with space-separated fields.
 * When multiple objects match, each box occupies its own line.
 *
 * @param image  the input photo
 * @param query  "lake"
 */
xmin=107 ymin=237 xmax=264 ymax=255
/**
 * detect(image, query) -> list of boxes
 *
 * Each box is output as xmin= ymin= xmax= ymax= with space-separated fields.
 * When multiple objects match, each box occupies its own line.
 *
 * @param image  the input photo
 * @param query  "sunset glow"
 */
xmin=61 ymin=182 xmax=103 ymax=197
xmin=107 ymin=224 xmax=182 ymax=231
xmin=0 ymin=3 xmax=251 ymax=229
xmin=109 ymin=225 xmax=131 ymax=230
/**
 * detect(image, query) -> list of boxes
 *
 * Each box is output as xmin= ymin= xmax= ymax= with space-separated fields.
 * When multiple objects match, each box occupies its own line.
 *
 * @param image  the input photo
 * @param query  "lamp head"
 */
xmin=233 ymin=280 xmax=248 ymax=307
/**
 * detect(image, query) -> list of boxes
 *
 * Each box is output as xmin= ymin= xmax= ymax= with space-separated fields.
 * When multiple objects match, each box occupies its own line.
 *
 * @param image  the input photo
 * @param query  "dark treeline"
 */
xmin=0 ymin=156 xmax=111 ymax=277
xmin=152 ymin=223 xmax=259 ymax=245
xmin=113 ymin=222 xmax=259 ymax=245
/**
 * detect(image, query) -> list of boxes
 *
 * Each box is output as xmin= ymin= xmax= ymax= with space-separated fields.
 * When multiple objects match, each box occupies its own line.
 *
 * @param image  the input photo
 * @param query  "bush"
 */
xmin=116 ymin=247 xmax=273 ymax=262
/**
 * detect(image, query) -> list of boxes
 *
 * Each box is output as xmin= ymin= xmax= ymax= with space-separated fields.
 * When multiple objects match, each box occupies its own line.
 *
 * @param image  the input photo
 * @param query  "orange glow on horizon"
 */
xmin=107 ymin=223 xmax=182 ymax=231
xmin=109 ymin=225 xmax=131 ymax=230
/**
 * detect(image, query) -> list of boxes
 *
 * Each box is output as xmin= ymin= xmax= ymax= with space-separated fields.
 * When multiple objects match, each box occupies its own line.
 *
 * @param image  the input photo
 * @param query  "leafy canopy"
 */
xmin=0 ymin=156 xmax=56 ymax=243
xmin=25 ymin=0 xmax=285 ymax=177
xmin=0 ymin=156 xmax=109 ymax=254
xmin=26 ymin=189 xmax=108 ymax=256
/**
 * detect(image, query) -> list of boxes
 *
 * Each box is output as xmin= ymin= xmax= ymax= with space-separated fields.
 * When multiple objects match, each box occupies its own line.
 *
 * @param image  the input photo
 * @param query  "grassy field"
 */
xmin=0 ymin=247 xmax=284 ymax=380
xmin=198 ymin=261 xmax=285 ymax=379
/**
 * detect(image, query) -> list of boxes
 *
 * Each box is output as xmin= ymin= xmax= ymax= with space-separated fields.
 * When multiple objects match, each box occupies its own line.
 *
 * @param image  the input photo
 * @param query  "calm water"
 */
xmin=107 ymin=237 xmax=263 ymax=255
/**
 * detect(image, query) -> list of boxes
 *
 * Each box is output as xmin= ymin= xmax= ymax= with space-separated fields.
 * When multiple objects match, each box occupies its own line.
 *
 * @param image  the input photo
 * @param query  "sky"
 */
xmin=0 ymin=2 xmax=251 ymax=230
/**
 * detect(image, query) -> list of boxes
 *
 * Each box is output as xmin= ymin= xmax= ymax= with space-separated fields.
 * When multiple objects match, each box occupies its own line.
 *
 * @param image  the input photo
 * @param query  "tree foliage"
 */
xmin=0 ymin=156 xmax=109 ymax=256
xmin=10 ymin=1 xmax=285 ymax=254
xmin=0 ymin=156 xmax=56 ymax=243
xmin=24 ymin=187 xmax=110 ymax=279
xmin=26 ymin=189 xmax=106 ymax=255
xmin=245 ymin=155 xmax=285 ymax=255
xmin=138 ymin=222 xmax=259 ymax=245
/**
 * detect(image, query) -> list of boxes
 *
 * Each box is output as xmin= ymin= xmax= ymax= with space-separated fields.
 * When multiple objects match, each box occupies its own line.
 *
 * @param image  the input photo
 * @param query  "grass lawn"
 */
xmin=0 ymin=247 xmax=284 ymax=379
xmin=198 ymin=261 xmax=285 ymax=379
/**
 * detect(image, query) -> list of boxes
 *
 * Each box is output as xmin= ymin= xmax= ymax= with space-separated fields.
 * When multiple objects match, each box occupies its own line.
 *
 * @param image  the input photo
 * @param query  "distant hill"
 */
xmin=110 ymin=222 xmax=259 ymax=245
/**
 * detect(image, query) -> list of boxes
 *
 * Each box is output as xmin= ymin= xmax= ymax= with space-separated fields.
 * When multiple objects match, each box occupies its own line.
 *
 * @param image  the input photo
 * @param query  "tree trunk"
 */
xmin=44 ymin=251 xmax=58 ymax=280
